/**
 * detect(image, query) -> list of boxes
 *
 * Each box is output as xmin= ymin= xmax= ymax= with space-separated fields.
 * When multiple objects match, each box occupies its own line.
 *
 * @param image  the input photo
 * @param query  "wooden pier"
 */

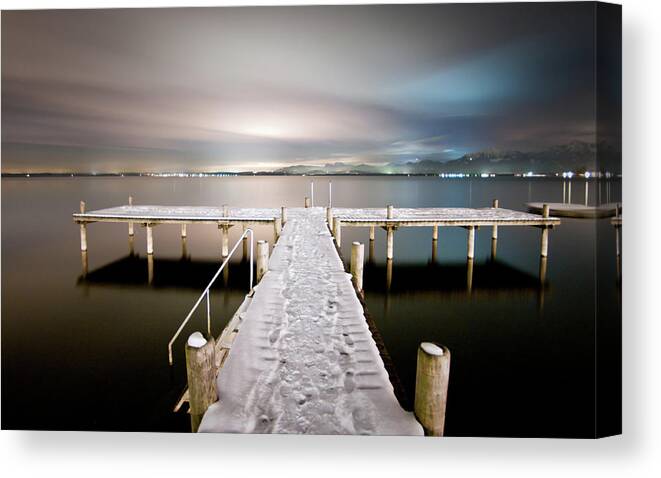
xmin=73 ymin=199 xmax=560 ymax=435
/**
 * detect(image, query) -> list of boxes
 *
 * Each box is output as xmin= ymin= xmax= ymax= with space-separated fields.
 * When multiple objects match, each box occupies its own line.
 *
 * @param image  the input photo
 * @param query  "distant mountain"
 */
xmin=272 ymin=141 xmax=620 ymax=175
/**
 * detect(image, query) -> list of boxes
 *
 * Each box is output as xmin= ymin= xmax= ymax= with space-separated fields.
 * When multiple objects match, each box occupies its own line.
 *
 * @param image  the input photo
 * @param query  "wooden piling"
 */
xmin=223 ymin=204 xmax=229 ymax=217
xmin=128 ymin=196 xmax=134 ymax=236
xmin=466 ymin=226 xmax=475 ymax=260
xmin=466 ymin=258 xmax=474 ymax=293
xmin=351 ymin=242 xmax=364 ymax=292
xmin=219 ymin=225 xmax=229 ymax=257
xmin=80 ymin=223 xmax=88 ymax=252
xmin=305 ymin=196 xmax=311 ymax=208
xmin=256 ymin=240 xmax=269 ymax=282
xmin=81 ymin=250 xmax=88 ymax=278
xmin=242 ymin=224 xmax=248 ymax=260
xmin=432 ymin=225 xmax=438 ymax=241
xmin=333 ymin=218 xmax=342 ymax=247
xmin=147 ymin=253 xmax=154 ymax=285
xmin=491 ymin=199 xmax=499 ymax=240
xmin=146 ymin=224 xmax=154 ymax=255
xmin=326 ymin=207 xmax=333 ymax=232
xmin=185 ymin=332 xmax=217 ymax=433
xmin=281 ymin=206 xmax=287 ymax=225
xmin=386 ymin=227 xmax=394 ymax=260
xmin=181 ymin=224 xmax=187 ymax=239
xmin=274 ymin=217 xmax=282 ymax=242
xmin=540 ymin=204 xmax=550 ymax=258
xmin=414 ymin=342 xmax=451 ymax=436
xmin=387 ymin=204 xmax=394 ymax=219
xmin=369 ymin=226 xmax=375 ymax=242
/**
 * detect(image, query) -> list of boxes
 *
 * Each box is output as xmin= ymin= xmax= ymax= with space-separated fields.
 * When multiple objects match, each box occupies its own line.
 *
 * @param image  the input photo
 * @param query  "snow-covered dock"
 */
xmin=198 ymin=208 xmax=423 ymax=435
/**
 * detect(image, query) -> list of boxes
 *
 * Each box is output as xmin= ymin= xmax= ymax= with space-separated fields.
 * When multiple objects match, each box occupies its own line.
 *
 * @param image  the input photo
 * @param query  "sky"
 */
xmin=1 ymin=3 xmax=603 ymax=173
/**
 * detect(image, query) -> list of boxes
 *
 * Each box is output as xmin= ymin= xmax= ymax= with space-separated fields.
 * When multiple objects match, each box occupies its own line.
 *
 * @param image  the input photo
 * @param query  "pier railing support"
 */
xmin=305 ymin=196 xmax=311 ymax=208
xmin=387 ymin=204 xmax=394 ymax=219
xmin=466 ymin=226 xmax=475 ymax=260
xmin=351 ymin=242 xmax=364 ymax=293
xmin=256 ymin=240 xmax=269 ymax=282
xmin=333 ymin=218 xmax=342 ymax=247
xmin=185 ymin=332 xmax=217 ymax=433
xmin=540 ymin=204 xmax=550 ymax=258
xmin=326 ymin=207 xmax=333 ymax=232
xmin=281 ymin=206 xmax=287 ymax=226
xmin=414 ymin=342 xmax=451 ymax=437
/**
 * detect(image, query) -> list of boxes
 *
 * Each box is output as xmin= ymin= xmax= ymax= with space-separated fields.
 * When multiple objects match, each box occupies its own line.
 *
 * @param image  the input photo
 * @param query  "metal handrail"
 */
xmin=167 ymin=227 xmax=254 ymax=365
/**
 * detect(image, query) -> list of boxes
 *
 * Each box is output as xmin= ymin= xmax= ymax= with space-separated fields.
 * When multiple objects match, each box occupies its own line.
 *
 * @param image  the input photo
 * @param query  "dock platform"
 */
xmin=72 ymin=200 xmax=560 ymax=434
xmin=198 ymin=208 xmax=423 ymax=435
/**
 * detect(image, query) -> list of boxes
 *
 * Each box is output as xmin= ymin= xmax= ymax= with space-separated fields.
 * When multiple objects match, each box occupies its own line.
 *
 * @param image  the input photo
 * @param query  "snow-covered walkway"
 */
xmin=198 ymin=207 xmax=422 ymax=435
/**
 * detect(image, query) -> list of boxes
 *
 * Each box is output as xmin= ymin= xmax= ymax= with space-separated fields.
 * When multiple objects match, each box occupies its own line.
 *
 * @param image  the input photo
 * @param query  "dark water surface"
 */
xmin=1 ymin=176 xmax=621 ymax=436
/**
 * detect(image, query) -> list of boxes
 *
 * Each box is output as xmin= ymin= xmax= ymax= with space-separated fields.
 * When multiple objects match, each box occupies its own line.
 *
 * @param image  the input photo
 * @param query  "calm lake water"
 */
xmin=1 ymin=176 xmax=621 ymax=436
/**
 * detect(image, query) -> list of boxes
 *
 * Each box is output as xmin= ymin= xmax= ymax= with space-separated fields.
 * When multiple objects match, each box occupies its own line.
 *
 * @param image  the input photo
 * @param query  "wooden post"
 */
xmin=491 ymin=199 xmax=499 ymax=241
xmin=369 ymin=239 xmax=375 ymax=264
xmin=540 ymin=204 xmax=550 ymax=258
xmin=466 ymin=226 xmax=475 ymax=260
xmin=431 ymin=238 xmax=438 ymax=263
xmin=146 ymin=224 xmax=154 ymax=255
xmin=466 ymin=258 xmax=474 ymax=293
xmin=80 ymin=223 xmax=88 ymax=252
xmin=568 ymin=181 xmax=572 ymax=203
xmin=79 ymin=200 xmax=86 ymax=249
xmin=256 ymin=240 xmax=269 ymax=282
xmin=81 ymin=250 xmax=88 ymax=278
xmin=129 ymin=234 xmax=135 ymax=256
xmin=333 ymin=218 xmax=342 ymax=247
xmin=386 ymin=258 xmax=393 ymax=291
xmin=369 ymin=226 xmax=375 ymax=242
xmin=387 ymin=204 xmax=394 ymax=219
xmin=219 ymin=225 xmax=229 ymax=257
xmin=147 ymin=253 xmax=154 ymax=285
xmin=539 ymin=256 xmax=548 ymax=285
xmin=181 ymin=224 xmax=187 ymax=239
xmin=351 ymin=242 xmax=364 ymax=292
xmin=281 ymin=206 xmax=287 ymax=225
xmin=386 ymin=227 xmax=394 ymax=260
xmin=185 ymin=332 xmax=217 ymax=433
xmin=242 ymin=224 xmax=248 ymax=260
xmin=274 ymin=217 xmax=282 ymax=242
xmin=432 ymin=225 xmax=438 ymax=241
xmin=304 ymin=196 xmax=311 ymax=208
xmin=326 ymin=207 xmax=333 ymax=232
xmin=181 ymin=237 xmax=188 ymax=260
xmin=223 ymin=204 xmax=229 ymax=217
xmin=585 ymin=180 xmax=589 ymax=206
xmin=128 ymin=196 xmax=134 ymax=236
xmin=414 ymin=342 xmax=451 ymax=437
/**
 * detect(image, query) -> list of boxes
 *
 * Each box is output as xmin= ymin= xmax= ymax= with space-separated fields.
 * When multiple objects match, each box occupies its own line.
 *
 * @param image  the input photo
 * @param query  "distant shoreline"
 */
xmin=1 ymin=172 xmax=622 ymax=179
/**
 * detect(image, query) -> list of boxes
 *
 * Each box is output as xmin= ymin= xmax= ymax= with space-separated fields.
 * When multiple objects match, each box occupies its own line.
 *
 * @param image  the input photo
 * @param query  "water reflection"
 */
xmin=77 ymin=254 xmax=251 ymax=291
xmin=365 ymin=258 xmax=549 ymax=299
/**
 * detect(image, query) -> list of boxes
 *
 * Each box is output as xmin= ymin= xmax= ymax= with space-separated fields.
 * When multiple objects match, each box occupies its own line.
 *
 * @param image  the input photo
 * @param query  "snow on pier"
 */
xmin=73 ymin=205 xmax=280 ymax=224
xmin=198 ymin=208 xmax=423 ymax=435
